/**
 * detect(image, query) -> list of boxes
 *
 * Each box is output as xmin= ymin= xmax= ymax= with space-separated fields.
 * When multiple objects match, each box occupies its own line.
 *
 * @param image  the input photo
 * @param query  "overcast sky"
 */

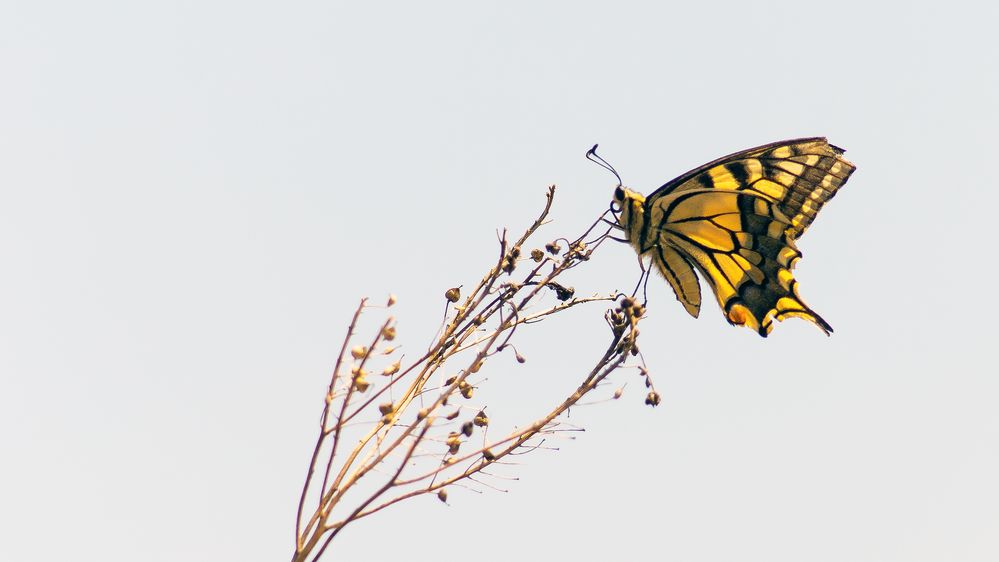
xmin=2 ymin=1 xmax=998 ymax=561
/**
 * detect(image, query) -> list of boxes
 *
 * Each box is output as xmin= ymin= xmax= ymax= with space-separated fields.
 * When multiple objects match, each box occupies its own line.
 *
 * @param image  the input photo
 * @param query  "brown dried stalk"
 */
xmin=291 ymin=186 xmax=658 ymax=562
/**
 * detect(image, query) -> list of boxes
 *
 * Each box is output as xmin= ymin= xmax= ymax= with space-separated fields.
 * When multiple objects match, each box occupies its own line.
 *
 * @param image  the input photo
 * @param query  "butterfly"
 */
xmin=604 ymin=137 xmax=855 ymax=337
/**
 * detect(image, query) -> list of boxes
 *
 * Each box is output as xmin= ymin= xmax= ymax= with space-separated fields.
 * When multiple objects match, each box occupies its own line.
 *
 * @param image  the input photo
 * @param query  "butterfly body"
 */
xmin=611 ymin=138 xmax=855 ymax=337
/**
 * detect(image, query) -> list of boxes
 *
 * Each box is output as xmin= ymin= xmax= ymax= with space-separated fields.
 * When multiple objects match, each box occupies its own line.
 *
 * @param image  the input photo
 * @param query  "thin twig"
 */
xmin=291 ymin=185 xmax=653 ymax=562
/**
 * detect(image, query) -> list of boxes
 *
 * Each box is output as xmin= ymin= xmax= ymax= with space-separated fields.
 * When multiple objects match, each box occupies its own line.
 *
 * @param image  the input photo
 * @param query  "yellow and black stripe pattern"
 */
xmin=612 ymin=138 xmax=855 ymax=336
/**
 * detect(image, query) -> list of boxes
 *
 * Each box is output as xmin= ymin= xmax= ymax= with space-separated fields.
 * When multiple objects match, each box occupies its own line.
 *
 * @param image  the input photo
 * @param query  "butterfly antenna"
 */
xmin=586 ymin=144 xmax=623 ymax=187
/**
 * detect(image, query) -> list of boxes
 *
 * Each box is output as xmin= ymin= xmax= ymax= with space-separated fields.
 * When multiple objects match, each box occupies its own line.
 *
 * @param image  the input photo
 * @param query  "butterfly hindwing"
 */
xmin=649 ymin=190 xmax=831 ymax=336
xmin=650 ymin=243 xmax=701 ymax=318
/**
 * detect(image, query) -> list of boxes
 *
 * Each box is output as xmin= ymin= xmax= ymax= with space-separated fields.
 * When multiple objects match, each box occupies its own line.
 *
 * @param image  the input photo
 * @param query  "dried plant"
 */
xmin=291 ymin=186 xmax=659 ymax=562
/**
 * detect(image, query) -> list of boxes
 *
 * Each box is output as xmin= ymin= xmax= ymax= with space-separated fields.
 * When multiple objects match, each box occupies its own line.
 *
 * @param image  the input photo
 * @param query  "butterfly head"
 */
xmin=611 ymin=185 xmax=645 ymax=230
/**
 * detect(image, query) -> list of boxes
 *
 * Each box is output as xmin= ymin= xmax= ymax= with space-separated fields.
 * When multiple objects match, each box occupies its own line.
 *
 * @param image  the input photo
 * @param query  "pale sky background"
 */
xmin=2 ymin=1 xmax=998 ymax=561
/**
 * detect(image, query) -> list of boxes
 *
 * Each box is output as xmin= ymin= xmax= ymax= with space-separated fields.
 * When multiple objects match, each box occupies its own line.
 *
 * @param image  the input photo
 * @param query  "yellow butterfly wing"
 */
xmin=650 ymin=137 xmax=855 ymax=240
xmin=624 ymin=138 xmax=855 ymax=336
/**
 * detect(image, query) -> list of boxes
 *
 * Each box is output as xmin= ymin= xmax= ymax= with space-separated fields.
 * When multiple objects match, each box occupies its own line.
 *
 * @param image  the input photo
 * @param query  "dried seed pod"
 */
xmin=382 ymin=360 xmax=401 ymax=376
xmin=473 ymin=410 xmax=489 ymax=427
xmin=613 ymin=388 xmax=623 ymax=399
xmin=445 ymin=287 xmax=461 ymax=303
xmin=353 ymin=374 xmax=369 ymax=393
xmin=446 ymin=432 xmax=461 ymax=455
xmin=468 ymin=360 xmax=483 ymax=374
xmin=545 ymin=241 xmax=561 ymax=255
xmin=417 ymin=408 xmax=429 ymax=420
xmin=458 ymin=380 xmax=474 ymax=399
xmin=381 ymin=325 xmax=397 ymax=341
xmin=645 ymin=391 xmax=661 ymax=407
xmin=515 ymin=352 xmax=526 ymax=364
xmin=554 ymin=284 xmax=574 ymax=301
xmin=445 ymin=376 xmax=457 ymax=386
xmin=509 ymin=246 xmax=521 ymax=259
xmin=530 ymin=248 xmax=544 ymax=262
xmin=378 ymin=402 xmax=394 ymax=415
xmin=350 ymin=366 xmax=366 ymax=377
xmin=620 ymin=297 xmax=635 ymax=310
xmin=446 ymin=410 xmax=461 ymax=421
xmin=461 ymin=421 xmax=474 ymax=437
xmin=387 ymin=293 xmax=397 ymax=307
xmin=437 ymin=489 xmax=448 ymax=503
xmin=350 ymin=345 xmax=367 ymax=359
xmin=483 ymin=449 xmax=495 ymax=461
xmin=502 ymin=257 xmax=516 ymax=274
xmin=382 ymin=345 xmax=396 ymax=355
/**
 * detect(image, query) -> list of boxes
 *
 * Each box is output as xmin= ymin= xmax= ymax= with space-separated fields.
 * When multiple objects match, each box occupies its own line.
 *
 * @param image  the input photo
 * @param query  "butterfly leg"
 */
xmin=630 ymin=256 xmax=650 ymax=303
xmin=641 ymin=265 xmax=652 ymax=307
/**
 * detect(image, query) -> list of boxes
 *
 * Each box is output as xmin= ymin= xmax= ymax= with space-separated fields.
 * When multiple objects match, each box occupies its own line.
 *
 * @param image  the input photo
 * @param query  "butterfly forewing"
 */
xmin=651 ymin=137 xmax=855 ymax=240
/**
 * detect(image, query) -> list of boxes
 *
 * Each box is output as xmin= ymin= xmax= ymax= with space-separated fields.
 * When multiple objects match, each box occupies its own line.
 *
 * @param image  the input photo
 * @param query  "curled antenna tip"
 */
xmin=585 ymin=144 xmax=623 ymax=187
